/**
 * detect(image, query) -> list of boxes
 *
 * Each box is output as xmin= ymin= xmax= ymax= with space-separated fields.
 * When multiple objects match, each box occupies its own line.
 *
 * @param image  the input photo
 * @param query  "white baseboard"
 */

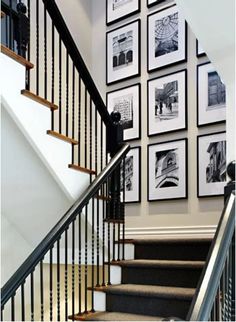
xmin=125 ymin=225 xmax=217 ymax=239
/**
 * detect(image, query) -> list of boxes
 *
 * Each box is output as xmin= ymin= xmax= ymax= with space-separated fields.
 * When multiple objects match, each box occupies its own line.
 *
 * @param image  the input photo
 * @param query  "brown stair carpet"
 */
xmin=84 ymin=312 xmax=162 ymax=321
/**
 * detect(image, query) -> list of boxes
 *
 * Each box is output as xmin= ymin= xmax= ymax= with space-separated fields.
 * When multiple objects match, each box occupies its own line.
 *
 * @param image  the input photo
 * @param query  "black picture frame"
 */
xmin=147 ymin=5 xmax=187 ymax=73
xmin=121 ymin=146 xmax=141 ymax=203
xmin=147 ymin=138 xmax=188 ymax=201
xmin=107 ymin=83 xmax=141 ymax=142
xmin=196 ymin=39 xmax=206 ymax=58
xmin=147 ymin=0 xmax=166 ymax=9
xmin=197 ymin=131 xmax=226 ymax=198
xmin=147 ymin=69 xmax=187 ymax=136
xmin=197 ymin=62 xmax=226 ymax=127
xmin=106 ymin=19 xmax=141 ymax=85
xmin=106 ymin=0 xmax=141 ymax=26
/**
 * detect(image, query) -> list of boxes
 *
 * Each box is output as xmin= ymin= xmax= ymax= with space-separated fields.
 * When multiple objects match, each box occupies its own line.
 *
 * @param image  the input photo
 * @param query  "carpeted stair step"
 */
xmin=133 ymin=238 xmax=212 ymax=261
xmin=112 ymin=259 xmax=205 ymax=288
xmin=95 ymin=284 xmax=195 ymax=319
xmin=83 ymin=311 xmax=163 ymax=321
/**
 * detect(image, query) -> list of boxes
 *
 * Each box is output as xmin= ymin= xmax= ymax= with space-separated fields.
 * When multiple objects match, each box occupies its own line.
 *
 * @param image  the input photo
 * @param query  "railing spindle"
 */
xmin=96 ymin=195 xmax=100 ymax=286
xmin=84 ymin=205 xmax=88 ymax=314
xmin=44 ymin=3 xmax=47 ymax=100
xmin=49 ymin=247 xmax=53 ymax=322
xmin=112 ymin=223 xmax=115 ymax=261
xmin=51 ymin=22 xmax=55 ymax=130
xmin=78 ymin=213 xmax=82 ymax=315
xmin=72 ymin=219 xmax=75 ymax=318
xmin=57 ymin=239 xmax=60 ymax=321
xmin=40 ymin=260 xmax=44 ymax=321
xmin=66 ymin=50 xmax=69 ymax=137
xmin=91 ymin=197 xmax=95 ymax=312
xmin=65 ymin=229 xmax=68 ymax=321
xmin=102 ymin=184 xmax=106 ymax=286
xmin=122 ymin=157 xmax=126 ymax=260
xmin=78 ymin=76 xmax=81 ymax=165
xmin=30 ymin=272 xmax=34 ymax=321
xmin=26 ymin=0 xmax=31 ymax=90
xmin=36 ymin=0 xmax=39 ymax=96
xmin=9 ymin=0 xmax=12 ymax=50
xmin=11 ymin=295 xmax=15 ymax=322
xmin=72 ymin=65 xmax=75 ymax=140
xmin=21 ymin=283 xmax=25 ymax=321
xmin=59 ymin=36 xmax=62 ymax=134
xmin=84 ymin=89 xmax=88 ymax=169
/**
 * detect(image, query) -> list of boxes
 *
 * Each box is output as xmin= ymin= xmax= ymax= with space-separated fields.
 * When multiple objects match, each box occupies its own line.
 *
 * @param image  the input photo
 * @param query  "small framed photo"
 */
xmin=197 ymin=62 xmax=226 ymax=126
xmin=147 ymin=5 xmax=187 ymax=72
xmin=148 ymin=138 xmax=188 ymax=201
xmin=121 ymin=146 xmax=141 ymax=203
xmin=106 ymin=0 xmax=141 ymax=26
xmin=147 ymin=69 xmax=187 ymax=136
xmin=197 ymin=132 xmax=226 ymax=197
xmin=147 ymin=0 xmax=166 ymax=8
xmin=107 ymin=83 xmax=141 ymax=141
xmin=196 ymin=40 xmax=205 ymax=57
xmin=106 ymin=19 xmax=141 ymax=85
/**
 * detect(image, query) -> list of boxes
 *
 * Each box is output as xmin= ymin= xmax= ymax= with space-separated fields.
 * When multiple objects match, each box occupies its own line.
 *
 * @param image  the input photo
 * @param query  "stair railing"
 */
xmin=1 ymin=143 xmax=130 ymax=321
xmin=187 ymin=161 xmax=235 ymax=321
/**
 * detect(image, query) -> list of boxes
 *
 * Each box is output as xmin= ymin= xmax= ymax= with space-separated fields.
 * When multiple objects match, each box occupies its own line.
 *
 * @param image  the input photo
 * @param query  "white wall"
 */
xmin=91 ymin=0 xmax=225 ymax=237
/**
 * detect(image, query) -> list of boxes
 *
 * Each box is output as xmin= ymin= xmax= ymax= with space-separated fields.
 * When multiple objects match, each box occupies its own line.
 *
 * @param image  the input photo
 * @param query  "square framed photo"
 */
xmin=147 ymin=69 xmax=187 ymax=136
xmin=106 ymin=0 xmax=141 ymax=26
xmin=147 ymin=0 xmax=166 ymax=8
xmin=121 ymin=146 xmax=141 ymax=203
xmin=196 ymin=40 xmax=205 ymax=57
xmin=107 ymin=83 xmax=141 ymax=141
xmin=147 ymin=5 xmax=187 ymax=72
xmin=148 ymin=138 xmax=188 ymax=201
xmin=197 ymin=62 xmax=226 ymax=126
xmin=106 ymin=19 xmax=141 ymax=85
xmin=197 ymin=132 xmax=226 ymax=197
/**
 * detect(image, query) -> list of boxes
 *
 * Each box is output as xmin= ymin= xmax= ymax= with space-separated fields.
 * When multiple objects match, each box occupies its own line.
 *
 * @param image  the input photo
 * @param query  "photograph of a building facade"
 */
xmin=206 ymin=141 xmax=226 ymax=183
xmin=207 ymin=71 xmax=226 ymax=111
xmin=113 ymin=30 xmax=133 ymax=70
xmin=113 ymin=93 xmax=134 ymax=129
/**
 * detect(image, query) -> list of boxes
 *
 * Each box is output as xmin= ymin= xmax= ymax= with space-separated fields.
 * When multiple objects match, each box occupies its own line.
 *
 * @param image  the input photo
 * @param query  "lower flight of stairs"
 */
xmin=74 ymin=238 xmax=212 ymax=321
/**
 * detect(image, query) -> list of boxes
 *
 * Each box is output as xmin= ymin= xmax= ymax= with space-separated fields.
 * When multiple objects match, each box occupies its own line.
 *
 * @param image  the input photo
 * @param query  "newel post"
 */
xmin=224 ymin=161 xmax=236 ymax=203
xmin=106 ymin=111 xmax=124 ymax=220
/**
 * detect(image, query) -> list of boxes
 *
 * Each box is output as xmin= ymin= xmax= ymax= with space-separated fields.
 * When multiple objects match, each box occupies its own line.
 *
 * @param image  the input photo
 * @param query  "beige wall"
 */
xmin=91 ymin=0 xmax=225 ymax=236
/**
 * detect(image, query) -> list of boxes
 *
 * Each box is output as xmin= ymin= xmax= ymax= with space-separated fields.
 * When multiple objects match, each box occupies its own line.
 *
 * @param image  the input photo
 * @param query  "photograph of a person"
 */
xmin=148 ymin=138 xmax=187 ymax=201
xmin=148 ymin=69 xmax=187 ymax=136
xmin=148 ymin=5 xmax=186 ymax=72
xmin=197 ymin=62 xmax=226 ymax=126
xmin=106 ymin=0 xmax=140 ymax=26
xmin=107 ymin=19 xmax=140 ymax=85
xmin=198 ymin=132 xmax=226 ymax=197
xmin=107 ymin=83 xmax=141 ymax=141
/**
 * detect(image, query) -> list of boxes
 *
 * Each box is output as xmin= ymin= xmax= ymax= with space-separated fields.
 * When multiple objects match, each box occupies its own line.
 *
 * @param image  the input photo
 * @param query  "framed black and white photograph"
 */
xmin=147 ymin=69 xmax=187 ymax=136
xmin=197 ymin=62 xmax=226 ymax=126
xmin=147 ymin=0 xmax=166 ymax=9
xmin=106 ymin=0 xmax=140 ymax=26
xmin=197 ymin=132 xmax=226 ymax=197
xmin=107 ymin=83 xmax=141 ymax=141
xmin=147 ymin=5 xmax=187 ymax=72
xmin=196 ymin=40 xmax=205 ymax=57
xmin=148 ymin=138 xmax=188 ymax=201
xmin=106 ymin=19 xmax=141 ymax=85
xmin=121 ymin=146 xmax=141 ymax=203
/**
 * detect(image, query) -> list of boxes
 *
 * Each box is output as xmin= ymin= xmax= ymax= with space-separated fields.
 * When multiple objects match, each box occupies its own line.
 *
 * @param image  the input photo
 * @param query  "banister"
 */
xmin=1 ymin=143 xmax=130 ymax=308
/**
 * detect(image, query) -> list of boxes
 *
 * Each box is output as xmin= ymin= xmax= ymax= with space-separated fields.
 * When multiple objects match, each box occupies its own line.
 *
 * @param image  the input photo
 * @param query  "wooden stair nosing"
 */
xmin=68 ymin=164 xmax=96 ymax=175
xmin=47 ymin=130 xmax=78 ymax=145
xmin=1 ymin=45 xmax=34 ymax=69
xmin=21 ymin=90 xmax=58 ymax=111
xmin=68 ymin=311 xmax=95 ymax=321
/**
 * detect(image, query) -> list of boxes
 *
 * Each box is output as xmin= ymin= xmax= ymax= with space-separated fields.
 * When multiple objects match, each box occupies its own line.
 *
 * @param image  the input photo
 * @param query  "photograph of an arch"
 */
xmin=106 ymin=0 xmax=140 ymax=26
xmin=148 ymin=138 xmax=188 ymax=201
xmin=106 ymin=19 xmax=140 ymax=85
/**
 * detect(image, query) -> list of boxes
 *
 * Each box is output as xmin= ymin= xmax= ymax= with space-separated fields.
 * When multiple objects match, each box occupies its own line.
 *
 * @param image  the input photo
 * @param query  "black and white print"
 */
xmin=197 ymin=63 xmax=226 ymax=126
xmin=107 ymin=20 xmax=140 ymax=85
xmin=113 ymin=0 xmax=132 ymax=10
xmin=107 ymin=83 xmax=141 ymax=141
xmin=106 ymin=0 xmax=140 ymax=26
xmin=121 ymin=147 xmax=141 ymax=203
xmin=198 ymin=132 xmax=226 ymax=197
xmin=148 ymin=5 xmax=186 ymax=72
xmin=148 ymin=69 xmax=187 ymax=136
xmin=148 ymin=139 xmax=187 ymax=201
xmin=147 ymin=0 xmax=166 ymax=8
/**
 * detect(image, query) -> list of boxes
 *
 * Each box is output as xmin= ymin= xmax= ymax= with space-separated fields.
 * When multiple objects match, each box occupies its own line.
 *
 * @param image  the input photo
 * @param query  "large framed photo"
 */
xmin=197 ymin=62 xmax=226 ymax=126
xmin=121 ymin=147 xmax=141 ymax=203
xmin=197 ymin=132 xmax=226 ymax=197
xmin=106 ymin=0 xmax=141 ymax=26
xmin=107 ymin=83 xmax=141 ymax=141
xmin=196 ymin=40 xmax=205 ymax=57
xmin=148 ymin=138 xmax=188 ymax=201
xmin=147 ymin=5 xmax=187 ymax=72
xmin=147 ymin=0 xmax=166 ymax=8
xmin=106 ymin=19 xmax=141 ymax=85
xmin=147 ymin=69 xmax=187 ymax=136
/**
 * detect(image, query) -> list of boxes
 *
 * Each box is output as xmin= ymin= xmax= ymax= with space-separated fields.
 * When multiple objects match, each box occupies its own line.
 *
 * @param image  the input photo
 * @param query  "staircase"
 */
xmin=75 ymin=238 xmax=211 ymax=321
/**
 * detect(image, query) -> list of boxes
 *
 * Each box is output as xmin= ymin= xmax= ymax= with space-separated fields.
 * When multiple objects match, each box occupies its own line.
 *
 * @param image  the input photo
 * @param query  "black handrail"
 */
xmin=1 ymin=143 xmax=130 ymax=308
xmin=42 ymin=0 xmax=112 ymax=128
xmin=187 ymin=191 xmax=235 ymax=321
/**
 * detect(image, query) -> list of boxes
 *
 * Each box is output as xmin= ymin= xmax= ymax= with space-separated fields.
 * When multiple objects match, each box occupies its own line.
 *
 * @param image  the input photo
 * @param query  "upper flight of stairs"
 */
xmin=75 ymin=238 xmax=212 ymax=321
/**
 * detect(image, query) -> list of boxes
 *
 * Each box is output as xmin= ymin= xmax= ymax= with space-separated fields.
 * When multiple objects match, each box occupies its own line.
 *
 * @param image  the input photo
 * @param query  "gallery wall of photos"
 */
xmin=105 ymin=0 xmax=226 ymax=203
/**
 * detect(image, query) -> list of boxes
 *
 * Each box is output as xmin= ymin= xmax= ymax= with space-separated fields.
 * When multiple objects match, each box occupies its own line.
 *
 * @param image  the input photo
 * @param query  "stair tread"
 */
xmin=21 ymin=90 xmax=58 ymax=110
xmin=83 ymin=311 xmax=162 ymax=321
xmin=94 ymin=284 xmax=195 ymax=300
xmin=1 ymin=45 xmax=34 ymax=69
xmin=111 ymin=259 xmax=205 ymax=269
xmin=47 ymin=130 xmax=78 ymax=145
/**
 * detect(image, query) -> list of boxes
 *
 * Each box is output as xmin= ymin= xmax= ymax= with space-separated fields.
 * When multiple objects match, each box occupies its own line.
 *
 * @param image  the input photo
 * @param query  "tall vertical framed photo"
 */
xmin=121 ymin=147 xmax=141 ymax=203
xmin=196 ymin=40 xmax=206 ymax=57
xmin=106 ymin=19 xmax=141 ymax=85
xmin=197 ymin=62 xmax=226 ymax=126
xmin=147 ymin=69 xmax=187 ymax=136
xmin=147 ymin=5 xmax=187 ymax=72
xmin=197 ymin=132 xmax=226 ymax=198
xmin=148 ymin=138 xmax=188 ymax=201
xmin=107 ymin=83 xmax=141 ymax=141
xmin=147 ymin=0 xmax=166 ymax=8
xmin=106 ymin=0 xmax=141 ymax=26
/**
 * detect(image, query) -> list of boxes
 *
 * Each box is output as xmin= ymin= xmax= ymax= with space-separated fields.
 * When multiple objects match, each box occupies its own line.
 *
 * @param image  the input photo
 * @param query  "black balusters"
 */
xmin=44 ymin=3 xmax=47 ymax=100
xmin=112 ymin=223 xmax=116 ymax=262
xmin=49 ymin=247 xmax=53 ymax=321
xmin=72 ymin=219 xmax=75 ymax=318
xmin=57 ymin=239 xmax=60 ymax=321
xmin=11 ymin=295 xmax=15 ymax=321
xmin=117 ymin=222 xmax=120 ymax=261
xmin=91 ymin=197 xmax=95 ymax=312
xmin=122 ymin=156 xmax=126 ymax=260
xmin=78 ymin=213 xmax=82 ymax=315
xmin=9 ymin=0 xmax=13 ymax=50
xmin=65 ymin=229 xmax=68 ymax=321
xmin=51 ymin=22 xmax=55 ymax=131
xmin=89 ymin=97 xmax=93 ymax=173
xmin=102 ymin=184 xmax=106 ymax=286
xmin=78 ymin=76 xmax=81 ymax=165
xmin=30 ymin=271 xmax=34 ymax=321
xmin=26 ymin=0 xmax=31 ymax=90
xmin=40 ymin=260 xmax=44 ymax=321
xmin=21 ymin=283 xmax=25 ymax=321
xmin=96 ymin=193 xmax=100 ymax=287
xmin=84 ymin=205 xmax=88 ymax=314
xmin=66 ymin=50 xmax=69 ymax=137
xmin=107 ymin=220 xmax=111 ymax=285
xmin=72 ymin=64 xmax=75 ymax=140
xmin=84 ymin=89 xmax=88 ymax=169
xmin=36 ymin=0 xmax=39 ymax=96
xmin=59 ymin=36 xmax=62 ymax=134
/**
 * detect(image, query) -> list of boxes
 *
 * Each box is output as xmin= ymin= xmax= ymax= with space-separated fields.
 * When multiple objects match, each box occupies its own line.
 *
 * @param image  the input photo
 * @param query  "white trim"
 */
xmin=125 ymin=225 xmax=217 ymax=239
